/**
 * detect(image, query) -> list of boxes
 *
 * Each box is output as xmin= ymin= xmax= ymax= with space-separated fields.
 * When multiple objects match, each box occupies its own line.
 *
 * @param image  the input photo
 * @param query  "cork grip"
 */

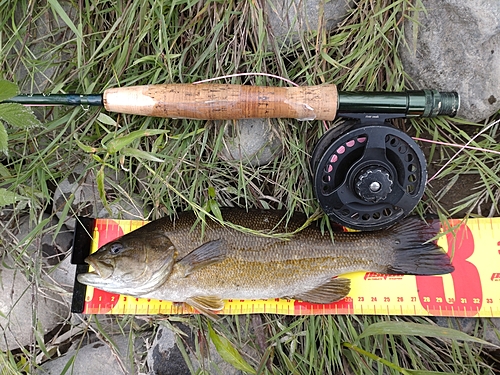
xmin=103 ymin=84 xmax=338 ymax=121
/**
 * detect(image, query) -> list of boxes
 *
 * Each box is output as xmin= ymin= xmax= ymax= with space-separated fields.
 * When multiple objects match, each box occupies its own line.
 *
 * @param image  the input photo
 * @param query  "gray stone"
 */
xmin=11 ymin=214 xmax=73 ymax=263
xmin=53 ymin=167 xmax=105 ymax=230
xmin=220 ymin=119 xmax=282 ymax=166
xmin=37 ymin=334 xmax=136 ymax=375
xmin=147 ymin=324 xmax=246 ymax=375
xmin=48 ymin=255 xmax=76 ymax=293
xmin=266 ymin=0 xmax=352 ymax=44
xmin=15 ymin=1 xmax=78 ymax=91
xmin=433 ymin=317 xmax=478 ymax=336
xmin=147 ymin=325 xmax=191 ymax=375
xmin=0 ymin=262 xmax=67 ymax=351
xmin=400 ymin=0 xmax=500 ymax=122
xmin=9 ymin=213 xmax=74 ymax=304
xmin=482 ymin=318 xmax=500 ymax=347
xmin=97 ymin=194 xmax=149 ymax=221
xmin=53 ymin=165 xmax=130 ymax=229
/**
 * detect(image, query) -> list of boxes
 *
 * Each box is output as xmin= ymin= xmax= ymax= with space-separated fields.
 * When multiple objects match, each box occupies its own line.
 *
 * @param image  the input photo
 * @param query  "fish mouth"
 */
xmin=77 ymin=271 xmax=106 ymax=286
xmin=84 ymin=257 xmax=114 ymax=279
xmin=77 ymin=258 xmax=114 ymax=287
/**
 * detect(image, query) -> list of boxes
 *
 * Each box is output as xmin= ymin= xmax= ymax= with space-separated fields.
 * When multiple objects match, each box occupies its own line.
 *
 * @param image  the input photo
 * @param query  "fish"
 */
xmin=77 ymin=209 xmax=454 ymax=317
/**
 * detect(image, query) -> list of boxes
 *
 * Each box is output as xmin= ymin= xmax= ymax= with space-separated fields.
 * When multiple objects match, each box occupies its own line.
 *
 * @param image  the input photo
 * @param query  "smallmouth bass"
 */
xmin=77 ymin=209 xmax=454 ymax=316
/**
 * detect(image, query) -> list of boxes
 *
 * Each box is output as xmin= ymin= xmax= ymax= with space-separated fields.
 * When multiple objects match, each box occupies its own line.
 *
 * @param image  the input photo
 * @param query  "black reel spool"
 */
xmin=311 ymin=120 xmax=427 ymax=231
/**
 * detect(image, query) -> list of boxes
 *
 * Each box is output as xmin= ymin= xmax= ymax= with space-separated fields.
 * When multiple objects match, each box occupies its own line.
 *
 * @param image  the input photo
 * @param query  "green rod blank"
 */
xmin=5 ymin=94 xmax=103 ymax=106
xmin=337 ymin=90 xmax=459 ymax=117
xmin=3 ymin=88 xmax=459 ymax=119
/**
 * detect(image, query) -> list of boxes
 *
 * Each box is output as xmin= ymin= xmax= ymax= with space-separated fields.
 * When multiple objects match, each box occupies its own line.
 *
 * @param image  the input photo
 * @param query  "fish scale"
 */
xmin=161 ymin=256 xmax=377 ymax=302
xmin=77 ymin=209 xmax=453 ymax=316
xmin=143 ymin=210 xmax=395 ymax=263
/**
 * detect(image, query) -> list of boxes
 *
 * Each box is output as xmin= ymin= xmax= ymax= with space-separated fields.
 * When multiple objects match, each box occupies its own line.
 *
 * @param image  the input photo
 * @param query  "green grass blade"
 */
xmin=46 ymin=0 xmax=82 ymax=40
xmin=105 ymin=129 xmax=169 ymax=154
xmin=405 ymin=371 xmax=460 ymax=375
xmin=208 ymin=321 xmax=256 ymax=374
xmin=120 ymin=147 xmax=165 ymax=163
xmin=359 ymin=322 xmax=499 ymax=348
xmin=0 ymin=123 xmax=8 ymax=155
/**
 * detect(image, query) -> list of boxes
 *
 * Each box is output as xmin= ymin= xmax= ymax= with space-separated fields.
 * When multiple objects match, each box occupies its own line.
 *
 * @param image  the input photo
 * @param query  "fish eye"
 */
xmin=109 ymin=243 xmax=124 ymax=255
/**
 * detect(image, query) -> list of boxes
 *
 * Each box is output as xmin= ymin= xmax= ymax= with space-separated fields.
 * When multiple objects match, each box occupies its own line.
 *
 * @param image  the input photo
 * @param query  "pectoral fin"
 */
xmin=177 ymin=239 xmax=225 ymax=277
xmin=186 ymin=296 xmax=225 ymax=320
xmin=292 ymin=278 xmax=351 ymax=304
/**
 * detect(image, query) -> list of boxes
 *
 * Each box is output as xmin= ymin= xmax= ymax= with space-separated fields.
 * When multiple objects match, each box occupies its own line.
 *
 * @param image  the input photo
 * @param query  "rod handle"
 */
xmin=103 ymin=84 xmax=339 ymax=121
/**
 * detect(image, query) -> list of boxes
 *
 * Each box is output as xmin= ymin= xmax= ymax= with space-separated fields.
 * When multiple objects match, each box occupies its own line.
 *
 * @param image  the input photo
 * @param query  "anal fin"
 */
xmin=293 ymin=278 xmax=351 ymax=304
xmin=186 ymin=296 xmax=225 ymax=320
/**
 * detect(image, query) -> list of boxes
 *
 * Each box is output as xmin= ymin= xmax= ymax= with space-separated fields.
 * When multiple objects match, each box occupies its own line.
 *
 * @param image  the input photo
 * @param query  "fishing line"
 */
xmin=424 ymin=118 xmax=500 ymax=182
xmin=3 ymin=77 xmax=459 ymax=230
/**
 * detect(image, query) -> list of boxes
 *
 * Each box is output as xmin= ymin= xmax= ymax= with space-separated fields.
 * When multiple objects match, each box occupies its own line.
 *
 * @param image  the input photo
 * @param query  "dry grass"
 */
xmin=0 ymin=0 xmax=498 ymax=373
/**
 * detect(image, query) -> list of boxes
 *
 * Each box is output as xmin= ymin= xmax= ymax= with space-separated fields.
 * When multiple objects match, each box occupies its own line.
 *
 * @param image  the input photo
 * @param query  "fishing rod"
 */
xmin=4 ymin=84 xmax=460 ymax=230
xmin=5 ymin=84 xmax=458 ymax=120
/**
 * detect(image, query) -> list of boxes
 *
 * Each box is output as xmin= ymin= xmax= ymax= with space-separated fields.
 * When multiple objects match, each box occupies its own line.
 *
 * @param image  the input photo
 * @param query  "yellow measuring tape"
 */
xmin=74 ymin=217 xmax=500 ymax=317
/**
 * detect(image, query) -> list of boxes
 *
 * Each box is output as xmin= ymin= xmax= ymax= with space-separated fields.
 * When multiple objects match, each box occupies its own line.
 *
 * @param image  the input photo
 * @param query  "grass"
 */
xmin=0 ymin=0 xmax=499 ymax=373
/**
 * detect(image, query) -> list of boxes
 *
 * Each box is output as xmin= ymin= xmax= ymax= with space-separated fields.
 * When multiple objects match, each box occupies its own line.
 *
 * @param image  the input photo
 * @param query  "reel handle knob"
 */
xmin=355 ymin=168 xmax=393 ymax=203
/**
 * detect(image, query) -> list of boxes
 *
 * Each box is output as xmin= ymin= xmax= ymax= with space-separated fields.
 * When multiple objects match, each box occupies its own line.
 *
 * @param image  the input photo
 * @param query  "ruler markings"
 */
xmin=79 ymin=218 xmax=500 ymax=317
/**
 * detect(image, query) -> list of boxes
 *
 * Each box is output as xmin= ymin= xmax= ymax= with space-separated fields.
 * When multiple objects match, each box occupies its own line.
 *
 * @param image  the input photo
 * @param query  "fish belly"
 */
xmin=152 ymin=253 xmax=383 ymax=302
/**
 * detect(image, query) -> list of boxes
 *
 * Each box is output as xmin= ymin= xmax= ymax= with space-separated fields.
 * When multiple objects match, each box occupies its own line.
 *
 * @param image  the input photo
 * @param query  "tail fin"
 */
xmin=386 ymin=217 xmax=454 ymax=275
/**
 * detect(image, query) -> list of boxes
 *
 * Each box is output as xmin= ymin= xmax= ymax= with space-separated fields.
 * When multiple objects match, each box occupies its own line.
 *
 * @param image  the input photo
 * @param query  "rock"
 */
xmin=432 ymin=317 xmax=477 ymax=337
xmin=48 ymin=255 xmax=76 ymax=292
xmin=220 ymin=119 xmax=282 ymax=166
xmin=53 ymin=167 xmax=105 ymax=230
xmin=15 ymin=1 xmax=78 ymax=91
xmin=482 ymin=318 xmax=500 ymax=347
xmin=53 ymin=165 xmax=130 ymax=229
xmin=0 ymin=263 xmax=67 ymax=351
xmin=266 ymin=0 xmax=352 ymax=44
xmin=400 ymin=0 xmax=500 ymax=122
xmin=97 ymin=194 xmax=148 ymax=221
xmin=12 ymin=214 xmax=73 ymax=267
xmin=0 ymin=214 xmax=73 ymax=351
xmin=147 ymin=324 xmax=246 ymax=375
xmin=147 ymin=325 xmax=191 ymax=375
xmin=37 ymin=334 xmax=136 ymax=375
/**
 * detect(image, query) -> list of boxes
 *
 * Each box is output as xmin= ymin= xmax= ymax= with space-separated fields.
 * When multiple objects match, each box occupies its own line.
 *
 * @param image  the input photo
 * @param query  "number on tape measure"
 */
xmin=416 ymin=222 xmax=483 ymax=317
xmin=79 ymin=218 xmax=500 ymax=316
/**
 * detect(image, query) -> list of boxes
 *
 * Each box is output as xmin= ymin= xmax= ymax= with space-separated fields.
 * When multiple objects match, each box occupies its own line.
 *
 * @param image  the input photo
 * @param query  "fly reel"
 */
xmin=311 ymin=120 xmax=427 ymax=231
